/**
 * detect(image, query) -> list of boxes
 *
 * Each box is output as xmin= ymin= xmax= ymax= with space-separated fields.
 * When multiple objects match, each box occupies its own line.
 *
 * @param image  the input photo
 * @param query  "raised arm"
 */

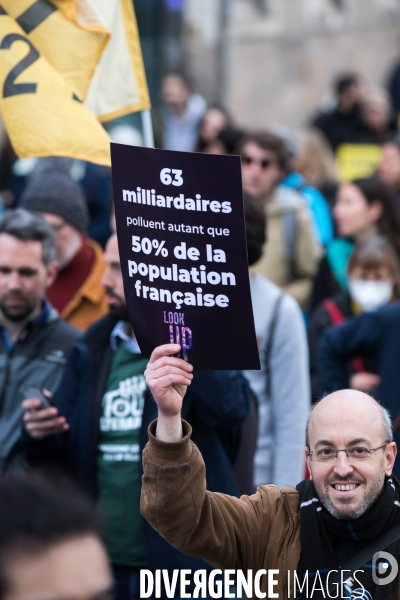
xmin=144 ymin=343 xmax=193 ymax=442
xmin=141 ymin=344 xmax=299 ymax=572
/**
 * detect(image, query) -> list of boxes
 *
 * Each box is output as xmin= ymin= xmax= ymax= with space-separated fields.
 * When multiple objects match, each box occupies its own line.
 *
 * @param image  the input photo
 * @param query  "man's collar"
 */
xmin=0 ymin=298 xmax=55 ymax=351
xmin=110 ymin=321 xmax=141 ymax=354
xmin=35 ymin=298 xmax=53 ymax=324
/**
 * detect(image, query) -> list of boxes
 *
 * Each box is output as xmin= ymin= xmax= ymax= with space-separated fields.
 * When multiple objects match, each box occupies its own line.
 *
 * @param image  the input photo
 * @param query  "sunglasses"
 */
xmin=242 ymin=155 xmax=277 ymax=170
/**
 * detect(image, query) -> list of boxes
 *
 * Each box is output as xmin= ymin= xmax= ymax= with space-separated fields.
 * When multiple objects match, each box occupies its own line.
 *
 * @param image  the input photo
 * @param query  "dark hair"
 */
xmin=244 ymin=193 xmax=266 ymax=266
xmin=195 ymin=107 xmax=232 ymax=152
xmin=0 ymin=208 xmax=56 ymax=266
xmin=217 ymin=126 xmax=245 ymax=154
xmin=351 ymin=177 xmax=400 ymax=254
xmin=204 ymin=105 xmax=231 ymax=126
xmin=348 ymin=236 xmax=400 ymax=299
xmin=335 ymin=73 xmax=360 ymax=96
xmin=0 ymin=476 xmax=100 ymax=598
xmin=161 ymin=70 xmax=193 ymax=91
xmin=236 ymin=132 xmax=290 ymax=175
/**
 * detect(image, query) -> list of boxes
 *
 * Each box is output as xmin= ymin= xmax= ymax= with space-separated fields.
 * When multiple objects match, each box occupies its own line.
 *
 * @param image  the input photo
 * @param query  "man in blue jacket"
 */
xmin=317 ymin=301 xmax=400 ymax=476
xmin=22 ymin=233 xmax=251 ymax=600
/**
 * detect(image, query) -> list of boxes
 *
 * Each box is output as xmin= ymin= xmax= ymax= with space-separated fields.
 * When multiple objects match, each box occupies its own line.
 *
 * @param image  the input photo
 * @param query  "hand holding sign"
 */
xmin=144 ymin=343 xmax=193 ymax=442
xmin=111 ymin=144 xmax=260 ymax=370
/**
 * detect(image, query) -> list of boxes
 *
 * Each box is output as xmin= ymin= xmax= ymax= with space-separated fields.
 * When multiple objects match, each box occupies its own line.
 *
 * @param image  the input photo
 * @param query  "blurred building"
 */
xmin=181 ymin=0 xmax=400 ymax=127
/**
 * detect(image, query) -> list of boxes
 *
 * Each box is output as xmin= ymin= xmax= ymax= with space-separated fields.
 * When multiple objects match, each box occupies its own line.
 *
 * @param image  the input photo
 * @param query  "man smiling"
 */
xmin=305 ymin=395 xmax=393 ymax=521
xmin=141 ymin=348 xmax=400 ymax=599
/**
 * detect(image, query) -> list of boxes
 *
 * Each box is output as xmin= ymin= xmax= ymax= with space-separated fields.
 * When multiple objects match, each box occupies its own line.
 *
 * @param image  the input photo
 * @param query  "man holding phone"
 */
xmin=0 ymin=209 xmax=80 ymax=473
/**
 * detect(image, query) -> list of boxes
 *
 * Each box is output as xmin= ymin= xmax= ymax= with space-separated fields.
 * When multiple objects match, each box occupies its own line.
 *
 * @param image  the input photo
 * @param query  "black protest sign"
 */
xmin=111 ymin=143 xmax=260 ymax=371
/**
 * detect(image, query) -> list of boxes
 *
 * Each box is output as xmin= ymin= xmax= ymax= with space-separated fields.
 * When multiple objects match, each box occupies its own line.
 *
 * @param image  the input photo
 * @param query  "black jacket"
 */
xmin=0 ymin=307 xmax=79 ymax=473
xmin=308 ymin=291 xmax=378 ymax=402
xmin=312 ymin=106 xmax=362 ymax=152
xmin=24 ymin=314 xmax=251 ymax=576
xmin=310 ymin=255 xmax=341 ymax=312
xmin=317 ymin=302 xmax=400 ymax=477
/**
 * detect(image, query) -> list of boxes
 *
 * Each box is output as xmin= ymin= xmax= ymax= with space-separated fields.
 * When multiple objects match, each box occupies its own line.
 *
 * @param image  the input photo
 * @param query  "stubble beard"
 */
xmin=314 ymin=462 xmax=386 ymax=520
xmin=108 ymin=300 xmax=130 ymax=322
xmin=0 ymin=299 xmax=37 ymax=323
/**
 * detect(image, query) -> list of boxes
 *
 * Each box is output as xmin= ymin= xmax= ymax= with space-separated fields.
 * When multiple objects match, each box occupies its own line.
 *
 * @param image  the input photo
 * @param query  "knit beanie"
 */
xmin=20 ymin=164 xmax=89 ymax=232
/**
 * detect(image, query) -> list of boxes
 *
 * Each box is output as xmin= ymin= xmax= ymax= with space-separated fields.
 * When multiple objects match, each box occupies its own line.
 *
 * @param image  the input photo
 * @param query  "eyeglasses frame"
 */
xmin=307 ymin=441 xmax=390 ymax=463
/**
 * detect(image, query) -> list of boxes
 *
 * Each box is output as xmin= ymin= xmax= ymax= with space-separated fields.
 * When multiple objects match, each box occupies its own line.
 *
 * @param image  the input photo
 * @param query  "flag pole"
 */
xmin=141 ymin=109 xmax=155 ymax=148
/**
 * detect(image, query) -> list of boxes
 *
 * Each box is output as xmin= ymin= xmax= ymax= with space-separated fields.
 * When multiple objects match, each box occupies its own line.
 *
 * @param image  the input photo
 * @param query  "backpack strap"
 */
xmin=282 ymin=210 xmax=298 ymax=281
xmin=265 ymin=293 xmax=284 ymax=399
xmin=321 ymin=299 xmax=346 ymax=325
xmin=325 ymin=523 xmax=400 ymax=598
xmin=321 ymin=299 xmax=366 ymax=374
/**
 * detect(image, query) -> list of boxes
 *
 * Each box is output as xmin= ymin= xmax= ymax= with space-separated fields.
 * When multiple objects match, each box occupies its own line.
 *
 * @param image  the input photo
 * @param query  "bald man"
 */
xmin=141 ymin=346 xmax=400 ymax=600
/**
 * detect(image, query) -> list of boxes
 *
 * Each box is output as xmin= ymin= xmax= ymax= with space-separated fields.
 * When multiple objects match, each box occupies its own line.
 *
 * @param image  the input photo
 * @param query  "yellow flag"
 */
xmin=84 ymin=0 xmax=151 ymax=120
xmin=0 ymin=8 xmax=111 ymax=165
xmin=1 ymin=0 xmax=150 ymax=116
xmin=1 ymin=0 xmax=110 ymax=101
xmin=0 ymin=1 xmax=151 ymax=166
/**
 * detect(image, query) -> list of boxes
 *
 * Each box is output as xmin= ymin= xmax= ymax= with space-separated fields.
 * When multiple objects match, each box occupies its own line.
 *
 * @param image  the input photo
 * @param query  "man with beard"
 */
xmin=141 ymin=349 xmax=400 ymax=599
xmin=22 ymin=233 xmax=251 ymax=600
xmin=0 ymin=209 xmax=80 ymax=473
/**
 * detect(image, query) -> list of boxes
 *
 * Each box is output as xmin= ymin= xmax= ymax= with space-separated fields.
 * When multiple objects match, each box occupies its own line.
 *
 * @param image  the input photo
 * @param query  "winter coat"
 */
xmin=0 ymin=302 xmax=79 ymax=473
xmin=317 ymin=302 xmax=400 ymax=477
xmin=245 ymin=274 xmax=309 ymax=488
xmin=308 ymin=291 xmax=378 ymax=402
xmin=57 ymin=238 xmax=108 ymax=331
xmin=141 ymin=420 xmax=301 ymax=600
xmin=252 ymin=186 xmax=322 ymax=309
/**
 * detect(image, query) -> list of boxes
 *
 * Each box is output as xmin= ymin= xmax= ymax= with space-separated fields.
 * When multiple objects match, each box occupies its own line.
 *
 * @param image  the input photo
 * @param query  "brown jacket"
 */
xmin=60 ymin=238 xmax=108 ymax=331
xmin=141 ymin=420 xmax=301 ymax=599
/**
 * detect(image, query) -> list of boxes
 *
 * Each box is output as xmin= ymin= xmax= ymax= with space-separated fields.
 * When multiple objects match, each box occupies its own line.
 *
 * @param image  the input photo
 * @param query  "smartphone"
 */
xmin=21 ymin=386 xmax=51 ymax=409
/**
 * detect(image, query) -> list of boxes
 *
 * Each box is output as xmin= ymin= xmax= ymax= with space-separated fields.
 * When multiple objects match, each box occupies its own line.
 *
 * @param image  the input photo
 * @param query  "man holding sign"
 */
xmin=23 ymin=232 xmax=251 ymax=599
xmin=142 ymin=357 xmax=399 ymax=600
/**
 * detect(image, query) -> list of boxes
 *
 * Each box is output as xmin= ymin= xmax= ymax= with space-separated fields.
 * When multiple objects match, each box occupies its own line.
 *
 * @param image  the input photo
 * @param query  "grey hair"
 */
xmin=305 ymin=394 xmax=393 ymax=447
xmin=0 ymin=208 xmax=56 ymax=267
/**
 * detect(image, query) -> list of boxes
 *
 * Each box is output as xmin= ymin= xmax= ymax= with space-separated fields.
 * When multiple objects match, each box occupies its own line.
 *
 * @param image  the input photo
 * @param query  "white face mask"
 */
xmin=348 ymin=279 xmax=393 ymax=312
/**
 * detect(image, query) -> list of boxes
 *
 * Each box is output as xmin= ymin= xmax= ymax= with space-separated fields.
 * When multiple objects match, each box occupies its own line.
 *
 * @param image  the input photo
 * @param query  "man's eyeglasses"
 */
xmin=242 ymin=155 xmax=276 ymax=170
xmin=307 ymin=441 xmax=389 ymax=463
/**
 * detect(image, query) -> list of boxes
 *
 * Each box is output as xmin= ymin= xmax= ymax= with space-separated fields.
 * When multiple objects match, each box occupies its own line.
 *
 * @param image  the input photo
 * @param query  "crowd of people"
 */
xmin=1 ymin=68 xmax=400 ymax=599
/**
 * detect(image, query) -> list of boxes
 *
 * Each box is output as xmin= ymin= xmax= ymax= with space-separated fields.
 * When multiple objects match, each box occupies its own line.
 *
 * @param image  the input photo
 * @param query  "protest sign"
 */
xmin=111 ymin=144 xmax=260 ymax=371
